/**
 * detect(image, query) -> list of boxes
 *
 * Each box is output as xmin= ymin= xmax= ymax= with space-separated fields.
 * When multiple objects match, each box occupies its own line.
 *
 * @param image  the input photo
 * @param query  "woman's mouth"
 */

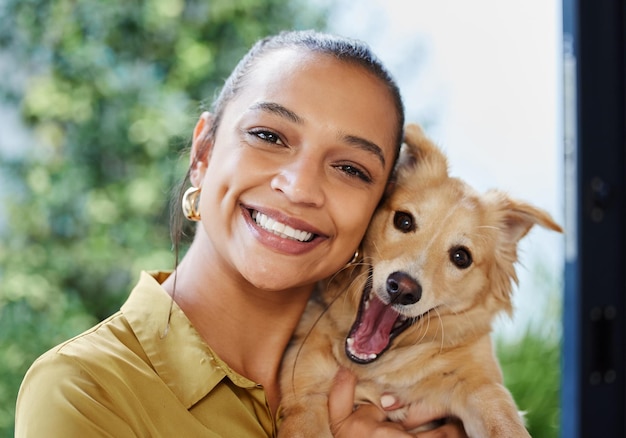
xmin=251 ymin=210 xmax=315 ymax=242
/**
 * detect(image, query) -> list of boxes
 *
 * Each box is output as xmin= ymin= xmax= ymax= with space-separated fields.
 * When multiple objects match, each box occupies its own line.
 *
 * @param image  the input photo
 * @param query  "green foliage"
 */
xmin=495 ymin=257 xmax=562 ymax=438
xmin=497 ymin=327 xmax=561 ymax=438
xmin=0 ymin=0 xmax=327 ymax=435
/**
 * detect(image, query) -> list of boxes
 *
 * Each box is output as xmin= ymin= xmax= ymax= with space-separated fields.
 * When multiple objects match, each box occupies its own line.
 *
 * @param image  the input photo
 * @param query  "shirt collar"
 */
xmin=121 ymin=271 xmax=259 ymax=408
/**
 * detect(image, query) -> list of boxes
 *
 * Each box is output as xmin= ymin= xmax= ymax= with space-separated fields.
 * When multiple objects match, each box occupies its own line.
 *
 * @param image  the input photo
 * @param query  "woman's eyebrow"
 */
xmin=249 ymin=101 xmax=303 ymax=124
xmin=343 ymin=134 xmax=386 ymax=168
xmin=249 ymin=101 xmax=386 ymax=168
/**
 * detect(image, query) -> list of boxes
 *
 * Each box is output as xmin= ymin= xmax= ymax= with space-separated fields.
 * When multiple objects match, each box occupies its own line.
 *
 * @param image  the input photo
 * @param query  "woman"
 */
xmin=16 ymin=30 xmax=465 ymax=437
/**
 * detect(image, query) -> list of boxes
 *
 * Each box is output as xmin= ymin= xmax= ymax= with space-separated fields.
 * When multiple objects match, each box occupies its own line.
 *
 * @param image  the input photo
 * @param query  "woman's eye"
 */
xmin=393 ymin=211 xmax=415 ymax=233
xmin=449 ymin=246 xmax=472 ymax=269
xmin=337 ymin=164 xmax=372 ymax=183
xmin=250 ymin=129 xmax=283 ymax=145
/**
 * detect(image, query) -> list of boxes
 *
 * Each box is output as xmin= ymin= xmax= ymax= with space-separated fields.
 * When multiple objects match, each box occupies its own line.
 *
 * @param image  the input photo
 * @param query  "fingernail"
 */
xmin=380 ymin=394 xmax=397 ymax=409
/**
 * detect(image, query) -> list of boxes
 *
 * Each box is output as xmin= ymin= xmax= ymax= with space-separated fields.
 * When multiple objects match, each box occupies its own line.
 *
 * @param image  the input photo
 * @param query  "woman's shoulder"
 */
xmin=23 ymin=310 xmax=142 ymax=383
xmin=15 ymin=311 xmax=153 ymax=421
xmin=29 ymin=270 xmax=169 ymax=378
xmin=15 ymin=310 xmax=166 ymax=437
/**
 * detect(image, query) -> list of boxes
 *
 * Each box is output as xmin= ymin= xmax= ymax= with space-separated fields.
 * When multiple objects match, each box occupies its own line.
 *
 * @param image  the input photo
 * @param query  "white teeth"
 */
xmin=393 ymin=316 xmax=408 ymax=329
xmin=252 ymin=210 xmax=314 ymax=242
xmin=271 ymin=220 xmax=285 ymax=234
xmin=346 ymin=338 xmax=377 ymax=361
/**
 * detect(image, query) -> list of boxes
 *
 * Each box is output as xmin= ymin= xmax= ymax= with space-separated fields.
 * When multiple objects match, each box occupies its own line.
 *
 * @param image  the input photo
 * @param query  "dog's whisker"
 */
xmin=432 ymin=307 xmax=445 ymax=353
xmin=439 ymin=302 xmax=477 ymax=339
xmin=371 ymin=240 xmax=383 ymax=259
xmin=414 ymin=312 xmax=431 ymax=345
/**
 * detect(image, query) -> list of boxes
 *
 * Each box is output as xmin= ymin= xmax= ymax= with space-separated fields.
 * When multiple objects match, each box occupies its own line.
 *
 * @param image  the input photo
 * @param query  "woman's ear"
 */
xmin=189 ymin=111 xmax=214 ymax=187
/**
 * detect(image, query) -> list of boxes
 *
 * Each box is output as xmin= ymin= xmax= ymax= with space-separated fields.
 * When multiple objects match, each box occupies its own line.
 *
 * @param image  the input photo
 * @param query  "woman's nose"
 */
xmin=270 ymin=156 xmax=325 ymax=207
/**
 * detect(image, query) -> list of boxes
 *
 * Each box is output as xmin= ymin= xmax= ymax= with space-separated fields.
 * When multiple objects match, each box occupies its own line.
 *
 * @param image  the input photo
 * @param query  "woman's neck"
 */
xmin=161 ymin=238 xmax=314 ymax=414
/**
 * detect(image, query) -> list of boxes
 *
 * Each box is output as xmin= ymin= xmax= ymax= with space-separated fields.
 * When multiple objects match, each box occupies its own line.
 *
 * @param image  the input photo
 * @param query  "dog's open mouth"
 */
xmin=345 ymin=279 xmax=414 ymax=364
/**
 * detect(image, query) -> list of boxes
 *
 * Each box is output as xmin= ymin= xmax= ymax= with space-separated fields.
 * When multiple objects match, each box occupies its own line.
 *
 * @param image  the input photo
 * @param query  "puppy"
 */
xmin=278 ymin=123 xmax=563 ymax=437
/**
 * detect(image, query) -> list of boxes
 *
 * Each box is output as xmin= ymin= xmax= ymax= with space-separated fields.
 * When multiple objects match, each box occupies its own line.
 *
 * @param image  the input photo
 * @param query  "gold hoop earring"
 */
xmin=182 ymin=186 xmax=201 ymax=221
xmin=348 ymin=248 xmax=360 ymax=265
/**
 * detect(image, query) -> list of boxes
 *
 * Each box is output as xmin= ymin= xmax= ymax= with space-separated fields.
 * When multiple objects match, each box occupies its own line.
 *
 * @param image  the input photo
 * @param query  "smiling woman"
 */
xmin=184 ymin=59 xmax=397 ymax=274
xmin=13 ymin=29 xmax=454 ymax=438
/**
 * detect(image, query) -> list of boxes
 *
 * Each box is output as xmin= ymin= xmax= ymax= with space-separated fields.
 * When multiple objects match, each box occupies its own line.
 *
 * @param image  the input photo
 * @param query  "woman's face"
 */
xmin=191 ymin=49 xmax=399 ymax=291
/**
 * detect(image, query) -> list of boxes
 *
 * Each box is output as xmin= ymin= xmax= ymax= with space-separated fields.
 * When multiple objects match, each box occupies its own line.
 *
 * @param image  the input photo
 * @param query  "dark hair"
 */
xmin=171 ymin=29 xmax=405 ymax=260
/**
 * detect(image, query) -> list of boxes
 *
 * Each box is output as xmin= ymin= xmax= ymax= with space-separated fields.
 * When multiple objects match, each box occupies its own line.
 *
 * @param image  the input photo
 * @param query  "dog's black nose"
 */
xmin=386 ymin=271 xmax=422 ymax=305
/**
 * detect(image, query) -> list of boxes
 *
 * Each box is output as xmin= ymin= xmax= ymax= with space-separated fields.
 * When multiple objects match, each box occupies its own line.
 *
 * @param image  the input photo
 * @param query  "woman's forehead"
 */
xmin=245 ymin=49 xmax=342 ymax=87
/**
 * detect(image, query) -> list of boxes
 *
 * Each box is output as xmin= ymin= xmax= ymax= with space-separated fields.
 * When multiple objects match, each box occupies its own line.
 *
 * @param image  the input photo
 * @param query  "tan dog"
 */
xmin=278 ymin=123 xmax=563 ymax=437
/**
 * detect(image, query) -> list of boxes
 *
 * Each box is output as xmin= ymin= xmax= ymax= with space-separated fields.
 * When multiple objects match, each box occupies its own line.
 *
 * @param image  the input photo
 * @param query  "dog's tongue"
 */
xmin=348 ymin=295 xmax=400 ymax=359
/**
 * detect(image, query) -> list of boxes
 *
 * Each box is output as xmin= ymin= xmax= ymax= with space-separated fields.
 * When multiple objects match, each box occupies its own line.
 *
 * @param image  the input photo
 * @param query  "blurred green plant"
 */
xmin=0 ymin=0 xmax=327 ymax=434
xmin=496 ymin=258 xmax=562 ymax=438
xmin=497 ymin=327 xmax=561 ymax=438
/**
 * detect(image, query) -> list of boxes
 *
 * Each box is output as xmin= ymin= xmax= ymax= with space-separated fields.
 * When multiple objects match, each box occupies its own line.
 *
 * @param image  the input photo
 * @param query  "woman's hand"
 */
xmin=328 ymin=368 xmax=467 ymax=438
xmin=328 ymin=368 xmax=409 ymax=437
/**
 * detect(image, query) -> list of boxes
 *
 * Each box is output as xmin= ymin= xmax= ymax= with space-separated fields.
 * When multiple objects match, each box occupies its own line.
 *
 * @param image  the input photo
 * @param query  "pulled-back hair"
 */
xmin=206 ymin=30 xmax=405 ymax=147
xmin=171 ymin=29 xmax=405 ymax=259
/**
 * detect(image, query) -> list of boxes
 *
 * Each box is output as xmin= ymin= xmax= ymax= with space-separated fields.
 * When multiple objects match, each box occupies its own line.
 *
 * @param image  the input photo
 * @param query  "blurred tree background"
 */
xmin=0 ymin=0 xmax=327 ymax=434
xmin=0 ymin=0 xmax=560 ymax=437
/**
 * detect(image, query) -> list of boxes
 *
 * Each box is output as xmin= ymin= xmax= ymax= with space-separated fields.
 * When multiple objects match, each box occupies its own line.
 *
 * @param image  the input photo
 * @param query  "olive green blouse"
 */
xmin=15 ymin=271 xmax=277 ymax=437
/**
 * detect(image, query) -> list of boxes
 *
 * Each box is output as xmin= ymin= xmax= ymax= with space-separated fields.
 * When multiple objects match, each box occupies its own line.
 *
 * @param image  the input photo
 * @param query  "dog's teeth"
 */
xmin=346 ymin=338 xmax=378 ymax=361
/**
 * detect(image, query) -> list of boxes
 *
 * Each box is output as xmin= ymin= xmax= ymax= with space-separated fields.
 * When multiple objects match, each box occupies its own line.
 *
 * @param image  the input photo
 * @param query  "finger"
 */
xmin=351 ymin=403 xmax=389 ymax=423
xmin=328 ymin=367 xmax=358 ymax=424
xmin=336 ymin=404 xmax=409 ymax=438
xmin=401 ymin=401 xmax=450 ymax=430
xmin=416 ymin=422 xmax=467 ymax=438
xmin=328 ymin=368 xmax=387 ymax=423
xmin=329 ymin=369 xmax=393 ymax=437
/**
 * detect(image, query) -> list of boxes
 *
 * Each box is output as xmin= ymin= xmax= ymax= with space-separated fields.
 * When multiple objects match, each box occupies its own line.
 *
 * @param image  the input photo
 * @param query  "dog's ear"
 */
xmin=486 ymin=190 xmax=563 ymax=310
xmin=384 ymin=123 xmax=449 ymax=198
xmin=398 ymin=123 xmax=449 ymax=180
xmin=492 ymin=191 xmax=564 ymax=243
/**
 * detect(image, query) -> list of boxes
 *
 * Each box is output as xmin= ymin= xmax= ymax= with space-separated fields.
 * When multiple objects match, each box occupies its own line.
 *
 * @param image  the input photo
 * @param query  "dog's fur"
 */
xmin=278 ymin=123 xmax=563 ymax=437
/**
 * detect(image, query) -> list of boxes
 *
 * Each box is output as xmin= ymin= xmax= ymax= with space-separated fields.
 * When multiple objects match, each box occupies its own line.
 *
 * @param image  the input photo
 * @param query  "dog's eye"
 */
xmin=393 ymin=211 xmax=415 ymax=233
xmin=450 ymin=246 xmax=472 ymax=269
